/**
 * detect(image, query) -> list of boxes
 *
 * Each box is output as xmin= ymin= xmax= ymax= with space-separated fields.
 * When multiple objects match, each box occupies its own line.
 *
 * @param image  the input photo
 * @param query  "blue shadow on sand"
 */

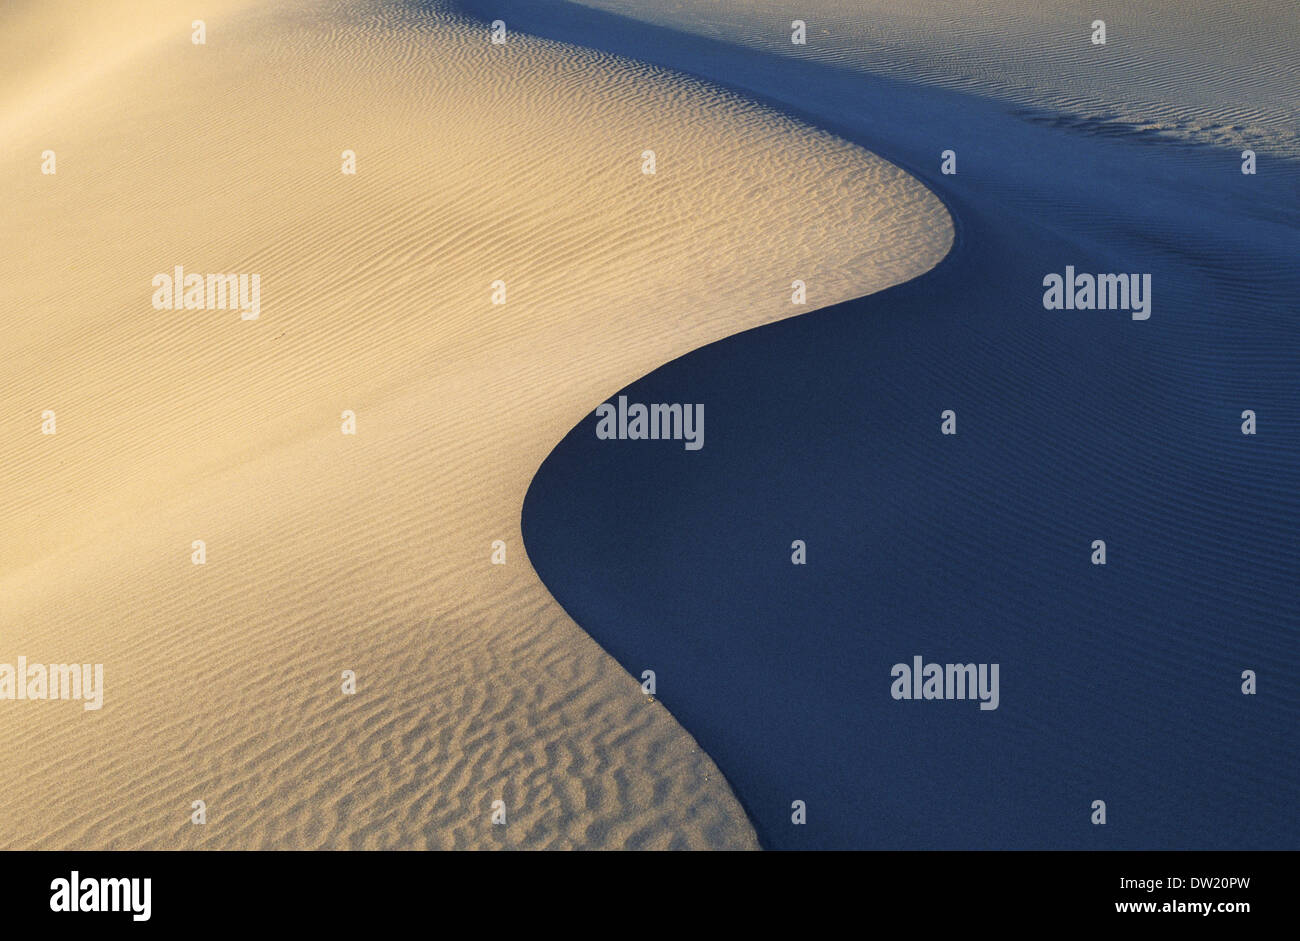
xmin=454 ymin=0 xmax=1300 ymax=848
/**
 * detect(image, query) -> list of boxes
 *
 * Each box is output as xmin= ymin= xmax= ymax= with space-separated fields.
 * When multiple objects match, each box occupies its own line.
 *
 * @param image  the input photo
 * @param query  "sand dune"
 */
xmin=0 ymin=0 xmax=950 ymax=848
xmin=560 ymin=0 xmax=1300 ymax=157
xmin=515 ymin=1 xmax=1300 ymax=848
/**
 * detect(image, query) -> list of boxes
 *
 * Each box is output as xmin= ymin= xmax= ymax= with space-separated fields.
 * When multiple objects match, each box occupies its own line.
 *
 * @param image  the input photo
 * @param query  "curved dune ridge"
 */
xmin=0 ymin=0 xmax=951 ymax=847
xmin=517 ymin=2 xmax=1300 ymax=848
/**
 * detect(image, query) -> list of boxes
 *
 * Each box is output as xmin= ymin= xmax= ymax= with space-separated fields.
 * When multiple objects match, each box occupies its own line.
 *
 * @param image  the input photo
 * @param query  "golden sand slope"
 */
xmin=0 ymin=0 xmax=950 ymax=848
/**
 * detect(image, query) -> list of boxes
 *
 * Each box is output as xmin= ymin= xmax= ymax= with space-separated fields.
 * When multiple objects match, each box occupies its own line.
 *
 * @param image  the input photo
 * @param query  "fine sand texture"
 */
xmin=557 ymin=0 xmax=1300 ymax=158
xmin=0 ymin=0 xmax=951 ymax=848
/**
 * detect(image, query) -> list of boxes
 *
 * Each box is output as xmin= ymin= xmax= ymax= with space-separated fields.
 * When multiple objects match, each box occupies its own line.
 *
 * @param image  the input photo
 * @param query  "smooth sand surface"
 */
xmin=0 ymin=0 xmax=950 ymax=847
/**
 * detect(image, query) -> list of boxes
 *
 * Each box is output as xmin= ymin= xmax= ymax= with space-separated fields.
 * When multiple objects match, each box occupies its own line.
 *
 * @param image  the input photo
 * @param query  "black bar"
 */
xmin=2 ymin=850 xmax=1288 ymax=927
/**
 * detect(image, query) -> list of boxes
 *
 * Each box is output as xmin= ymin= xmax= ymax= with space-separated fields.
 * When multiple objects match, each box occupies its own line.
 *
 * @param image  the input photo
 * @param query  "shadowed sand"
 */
xmin=0 ymin=0 xmax=950 ymax=847
xmin=517 ymin=1 xmax=1300 ymax=847
xmin=557 ymin=0 xmax=1300 ymax=158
